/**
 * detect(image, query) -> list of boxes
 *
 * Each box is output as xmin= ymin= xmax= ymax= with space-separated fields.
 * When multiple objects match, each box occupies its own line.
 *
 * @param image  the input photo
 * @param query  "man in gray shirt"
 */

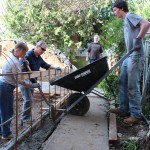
xmin=0 ymin=42 xmax=30 ymax=140
xmin=109 ymin=0 xmax=150 ymax=124
xmin=86 ymin=35 xmax=103 ymax=64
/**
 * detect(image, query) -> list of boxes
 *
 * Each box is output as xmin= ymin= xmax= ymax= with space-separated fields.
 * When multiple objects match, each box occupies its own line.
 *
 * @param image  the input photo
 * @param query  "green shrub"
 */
xmin=123 ymin=140 xmax=137 ymax=150
xmin=98 ymin=73 xmax=119 ymax=103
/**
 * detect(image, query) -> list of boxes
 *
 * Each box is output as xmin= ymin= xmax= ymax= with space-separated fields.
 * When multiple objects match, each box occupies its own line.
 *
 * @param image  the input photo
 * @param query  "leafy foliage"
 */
xmin=123 ymin=140 xmax=137 ymax=150
xmin=1 ymin=0 xmax=150 ymax=102
xmin=98 ymin=73 xmax=119 ymax=101
xmin=129 ymin=0 xmax=150 ymax=20
xmin=100 ymin=17 xmax=125 ymax=56
xmin=2 ymin=0 xmax=113 ymax=51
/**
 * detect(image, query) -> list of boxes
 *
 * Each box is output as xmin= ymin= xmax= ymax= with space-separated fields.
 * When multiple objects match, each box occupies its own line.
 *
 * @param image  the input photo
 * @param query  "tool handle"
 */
xmin=26 ymin=65 xmax=32 ymax=72
xmin=23 ymin=57 xmax=32 ymax=72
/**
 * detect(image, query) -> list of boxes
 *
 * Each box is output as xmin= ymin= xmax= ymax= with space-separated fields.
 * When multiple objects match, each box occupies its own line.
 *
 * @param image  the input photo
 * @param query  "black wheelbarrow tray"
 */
xmin=50 ymin=49 xmax=136 ymax=116
xmin=50 ymin=56 xmax=109 ymax=116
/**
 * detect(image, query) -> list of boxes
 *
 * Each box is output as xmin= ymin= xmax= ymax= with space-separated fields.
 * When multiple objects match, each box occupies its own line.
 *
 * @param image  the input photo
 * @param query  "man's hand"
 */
xmin=86 ymin=56 xmax=89 ymax=62
xmin=49 ymin=76 xmax=61 ymax=85
xmin=133 ymin=38 xmax=142 ymax=50
xmin=22 ymin=60 xmax=29 ymax=67
xmin=55 ymin=67 xmax=62 ymax=73
xmin=30 ymin=83 xmax=40 ymax=88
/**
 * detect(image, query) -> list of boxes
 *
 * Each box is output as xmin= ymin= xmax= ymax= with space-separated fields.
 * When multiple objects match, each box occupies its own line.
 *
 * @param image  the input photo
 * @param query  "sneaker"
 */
xmin=124 ymin=117 xmax=143 ymax=124
xmin=109 ymin=108 xmax=129 ymax=116
xmin=2 ymin=134 xmax=13 ymax=140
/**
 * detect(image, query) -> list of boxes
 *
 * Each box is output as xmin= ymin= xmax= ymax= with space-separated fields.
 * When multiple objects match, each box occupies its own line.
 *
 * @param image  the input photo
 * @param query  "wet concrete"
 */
xmin=15 ymin=84 xmax=109 ymax=150
xmin=17 ymin=117 xmax=56 ymax=150
xmin=15 ymin=82 xmax=63 ymax=150
xmin=43 ymin=95 xmax=109 ymax=150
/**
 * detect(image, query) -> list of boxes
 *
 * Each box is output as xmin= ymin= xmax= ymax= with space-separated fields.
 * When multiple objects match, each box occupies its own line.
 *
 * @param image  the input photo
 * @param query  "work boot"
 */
xmin=124 ymin=117 xmax=143 ymax=124
xmin=109 ymin=108 xmax=129 ymax=116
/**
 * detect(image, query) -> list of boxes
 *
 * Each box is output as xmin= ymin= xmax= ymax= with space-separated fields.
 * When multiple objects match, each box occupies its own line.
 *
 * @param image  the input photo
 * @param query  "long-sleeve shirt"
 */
xmin=20 ymin=49 xmax=50 ymax=72
xmin=20 ymin=49 xmax=50 ymax=83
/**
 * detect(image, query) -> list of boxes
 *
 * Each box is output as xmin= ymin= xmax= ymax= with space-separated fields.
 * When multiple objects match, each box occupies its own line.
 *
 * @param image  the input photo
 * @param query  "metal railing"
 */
xmin=0 ymin=68 xmax=72 ymax=149
xmin=142 ymin=39 xmax=150 ymax=121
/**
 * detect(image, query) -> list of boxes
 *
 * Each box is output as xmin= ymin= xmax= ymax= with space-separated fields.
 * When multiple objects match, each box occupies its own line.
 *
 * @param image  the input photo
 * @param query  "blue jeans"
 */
xmin=0 ymin=81 xmax=15 ymax=137
xmin=20 ymin=80 xmax=33 ymax=121
xmin=118 ymin=55 xmax=145 ymax=119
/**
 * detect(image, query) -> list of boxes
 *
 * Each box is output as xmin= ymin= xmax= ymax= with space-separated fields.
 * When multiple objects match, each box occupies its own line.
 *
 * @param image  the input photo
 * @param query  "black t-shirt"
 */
xmin=87 ymin=43 xmax=103 ymax=59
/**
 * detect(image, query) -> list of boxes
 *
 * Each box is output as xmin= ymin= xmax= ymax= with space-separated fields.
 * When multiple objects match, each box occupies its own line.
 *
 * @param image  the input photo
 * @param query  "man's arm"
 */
xmin=86 ymin=51 xmax=90 ymax=58
xmin=137 ymin=19 xmax=150 ymax=38
xmin=40 ymin=57 xmax=61 ymax=72
xmin=99 ymin=46 xmax=104 ymax=57
xmin=86 ymin=43 xmax=91 ymax=61
xmin=40 ymin=58 xmax=51 ymax=70
xmin=86 ymin=51 xmax=90 ymax=61
xmin=100 ymin=52 xmax=104 ymax=57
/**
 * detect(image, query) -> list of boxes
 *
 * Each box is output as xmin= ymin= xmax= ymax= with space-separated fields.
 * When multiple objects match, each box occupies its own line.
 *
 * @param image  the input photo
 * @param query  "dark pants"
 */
xmin=0 ymin=81 xmax=15 ymax=137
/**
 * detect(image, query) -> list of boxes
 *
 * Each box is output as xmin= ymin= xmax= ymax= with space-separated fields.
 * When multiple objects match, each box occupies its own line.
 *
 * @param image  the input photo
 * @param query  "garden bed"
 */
xmin=110 ymin=115 xmax=150 ymax=150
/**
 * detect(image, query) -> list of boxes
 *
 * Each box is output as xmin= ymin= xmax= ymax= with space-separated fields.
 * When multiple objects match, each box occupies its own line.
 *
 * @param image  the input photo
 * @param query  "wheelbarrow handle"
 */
xmin=108 ymin=48 xmax=135 ymax=74
xmin=83 ymin=48 xmax=136 ymax=95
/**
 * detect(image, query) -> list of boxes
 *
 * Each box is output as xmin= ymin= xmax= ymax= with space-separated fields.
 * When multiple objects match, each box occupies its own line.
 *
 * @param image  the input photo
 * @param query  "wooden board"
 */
xmin=109 ymin=101 xmax=118 ymax=144
xmin=109 ymin=113 xmax=118 ymax=144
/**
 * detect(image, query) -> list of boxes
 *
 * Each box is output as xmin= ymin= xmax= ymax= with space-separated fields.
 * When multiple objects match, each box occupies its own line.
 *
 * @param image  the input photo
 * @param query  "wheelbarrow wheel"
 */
xmin=67 ymin=93 xmax=90 ymax=116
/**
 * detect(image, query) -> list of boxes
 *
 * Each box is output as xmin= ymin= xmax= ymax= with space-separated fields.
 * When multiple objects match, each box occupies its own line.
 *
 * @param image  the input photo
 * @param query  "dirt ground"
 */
xmin=0 ymin=90 xmax=58 ymax=148
xmin=110 ymin=115 xmax=149 ymax=150
xmin=0 ymin=40 xmax=77 ymax=150
xmin=0 ymin=91 xmax=149 ymax=149
xmin=10 ymin=96 xmax=150 ymax=150
xmin=0 ymin=40 xmax=69 ymax=149
xmin=0 ymin=40 xmax=67 ymax=70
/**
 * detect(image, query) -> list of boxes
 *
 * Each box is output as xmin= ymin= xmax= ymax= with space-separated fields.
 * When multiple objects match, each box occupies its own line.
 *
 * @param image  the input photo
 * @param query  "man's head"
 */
xmin=13 ymin=42 xmax=28 ymax=58
xmin=94 ymin=35 xmax=100 ymax=43
xmin=113 ymin=0 xmax=129 ymax=18
xmin=34 ymin=40 xmax=48 ymax=56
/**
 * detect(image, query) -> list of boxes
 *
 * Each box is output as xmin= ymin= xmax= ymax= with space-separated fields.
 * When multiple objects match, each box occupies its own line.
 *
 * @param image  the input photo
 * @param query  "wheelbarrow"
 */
xmin=50 ymin=56 xmax=109 ymax=116
xmin=50 ymin=48 xmax=137 ymax=116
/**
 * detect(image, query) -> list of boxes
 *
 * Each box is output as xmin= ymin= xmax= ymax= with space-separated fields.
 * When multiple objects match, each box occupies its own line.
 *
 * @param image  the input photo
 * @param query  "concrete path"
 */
xmin=43 ymin=95 xmax=109 ymax=150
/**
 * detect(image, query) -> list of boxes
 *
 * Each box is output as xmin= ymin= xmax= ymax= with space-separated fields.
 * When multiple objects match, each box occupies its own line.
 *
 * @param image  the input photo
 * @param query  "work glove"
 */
xmin=49 ymin=76 xmax=61 ymax=85
xmin=86 ymin=56 xmax=89 ymax=62
xmin=133 ymin=38 xmax=142 ymax=50
xmin=30 ymin=83 xmax=40 ymax=88
xmin=21 ymin=60 xmax=29 ymax=67
xmin=55 ymin=67 xmax=62 ymax=73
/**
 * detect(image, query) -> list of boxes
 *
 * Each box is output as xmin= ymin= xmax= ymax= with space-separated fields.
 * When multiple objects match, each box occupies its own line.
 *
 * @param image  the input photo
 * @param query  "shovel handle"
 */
xmin=23 ymin=57 xmax=32 ymax=72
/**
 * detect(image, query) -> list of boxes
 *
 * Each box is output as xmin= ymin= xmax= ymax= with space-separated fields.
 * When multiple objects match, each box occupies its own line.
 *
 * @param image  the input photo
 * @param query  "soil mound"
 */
xmin=0 ymin=40 xmax=67 ymax=70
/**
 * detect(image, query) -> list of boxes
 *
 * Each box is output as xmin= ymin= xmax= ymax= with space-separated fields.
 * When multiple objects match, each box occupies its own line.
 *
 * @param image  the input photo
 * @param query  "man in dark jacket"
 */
xmin=20 ymin=40 xmax=60 ymax=124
